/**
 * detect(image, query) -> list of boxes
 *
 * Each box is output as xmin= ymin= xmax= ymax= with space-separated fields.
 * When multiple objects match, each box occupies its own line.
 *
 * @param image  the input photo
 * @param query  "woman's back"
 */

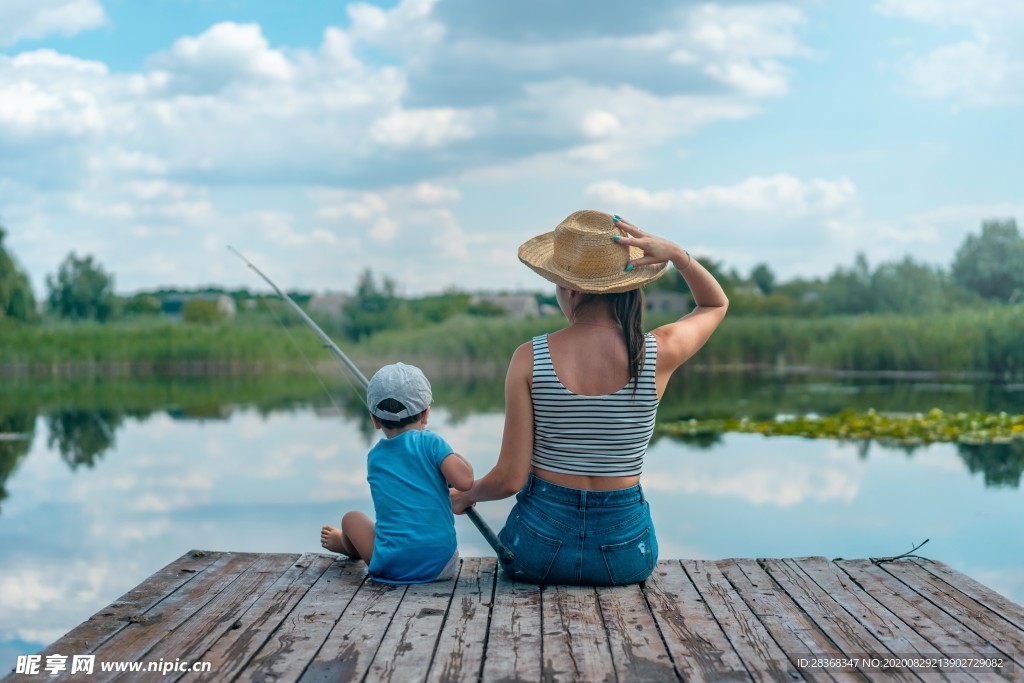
xmin=531 ymin=331 xmax=658 ymax=483
xmin=545 ymin=326 xmax=632 ymax=396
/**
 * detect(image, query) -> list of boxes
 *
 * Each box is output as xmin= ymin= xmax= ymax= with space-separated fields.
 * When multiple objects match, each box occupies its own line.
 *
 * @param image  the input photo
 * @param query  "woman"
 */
xmin=451 ymin=210 xmax=728 ymax=585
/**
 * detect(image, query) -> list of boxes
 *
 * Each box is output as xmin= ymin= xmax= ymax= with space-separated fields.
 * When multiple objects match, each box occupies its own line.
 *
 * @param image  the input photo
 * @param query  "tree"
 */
xmin=869 ymin=257 xmax=950 ymax=314
xmin=951 ymin=219 xmax=1024 ymax=302
xmin=0 ymin=226 xmax=37 ymax=322
xmin=819 ymin=253 xmax=872 ymax=315
xmin=750 ymin=263 xmax=776 ymax=295
xmin=46 ymin=252 xmax=117 ymax=321
xmin=342 ymin=269 xmax=410 ymax=341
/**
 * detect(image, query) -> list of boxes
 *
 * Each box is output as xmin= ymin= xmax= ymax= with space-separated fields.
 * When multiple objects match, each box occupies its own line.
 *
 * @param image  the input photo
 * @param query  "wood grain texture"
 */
xmin=681 ymin=559 xmax=801 ymax=682
xmin=182 ymin=554 xmax=334 ymax=682
xmin=426 ymin=558 xmax=497 ymax=683
xmin=8 ymin=554 xmax=1022 ymax=683
xmin=478 ymin=568 xmax=543 ymax=683
xmin=792 ymin=557 xmax=968 ymax=682
xmin=598 ymin=580 xmax=679 ymax=682
xmin=248 ymin=559 xmax=367 ymax=683
xmin=642 ymin=560 xmax=749 ymax=682
xmin=542 ymin=585 xmax=616 ymax=683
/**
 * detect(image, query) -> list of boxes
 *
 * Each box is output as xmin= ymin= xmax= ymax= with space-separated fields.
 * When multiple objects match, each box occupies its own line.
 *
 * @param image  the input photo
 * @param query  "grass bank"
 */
xmin=2 ymin=305 xmax=1023 ymax=377
xmin=361 ymin=307 xmax=1024 ymax=378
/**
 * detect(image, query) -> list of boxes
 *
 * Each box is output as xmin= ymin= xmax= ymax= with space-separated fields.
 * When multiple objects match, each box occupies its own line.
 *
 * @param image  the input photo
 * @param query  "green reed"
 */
xmin=2 ymin=305 xmax=1022 ymax=377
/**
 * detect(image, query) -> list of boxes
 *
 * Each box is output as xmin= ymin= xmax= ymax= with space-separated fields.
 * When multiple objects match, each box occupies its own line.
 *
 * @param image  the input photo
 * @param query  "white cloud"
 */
xmin=0 ymin=1 xmax=819 ymax=294
xmin=0 ymin=51 xmax=109 ymax=145
xmin=310 ymin=181 xmax=524 ymax=289
xmin=875 ymin=0 xmax=1024 ymax=106
xmin=347 ymin=0 xmax=445 ymax=57
xmin=148 ymin=22 xmax=294 ymax=93
xmin=581 ymin=110 xmax=621 ymax=139
xmin=587 ymin=174 xmax=858 ymax=216
xmin=369 ymin=107 xmax=489 ymax=149
xmin=0 ymin=2 xmax=810 ymax=188
xmin=0 ymin=0 xmax=106 ymax=47
xmin=585 ymin=174 xmax=1023 ymax=278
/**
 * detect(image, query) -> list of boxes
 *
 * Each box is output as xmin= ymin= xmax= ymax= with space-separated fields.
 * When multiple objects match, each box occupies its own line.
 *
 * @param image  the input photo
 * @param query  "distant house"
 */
xmin=308 ymin=293 xmax=349 ymax=318
xmin=161 ymin=293 xmax=236 ymax=320
xmin=644 ymin=291 xmax=691 ymax=315
xmin=470 ymin=294 xmax=539 ymax=319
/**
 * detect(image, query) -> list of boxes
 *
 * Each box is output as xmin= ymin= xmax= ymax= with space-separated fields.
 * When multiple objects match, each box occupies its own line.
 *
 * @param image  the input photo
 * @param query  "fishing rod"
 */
xmin=228 ymin=246 xmax=514 ymax=566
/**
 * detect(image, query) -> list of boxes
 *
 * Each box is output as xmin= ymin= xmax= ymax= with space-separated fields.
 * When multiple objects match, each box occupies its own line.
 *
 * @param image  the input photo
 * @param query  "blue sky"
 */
xmin=1 ymin=0 xmax=1021 ymax=295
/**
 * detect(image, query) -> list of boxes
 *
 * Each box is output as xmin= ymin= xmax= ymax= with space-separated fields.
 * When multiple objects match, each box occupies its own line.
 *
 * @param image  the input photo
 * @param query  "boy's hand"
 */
xmin=450 ymin=487 xmax=474 ymax=515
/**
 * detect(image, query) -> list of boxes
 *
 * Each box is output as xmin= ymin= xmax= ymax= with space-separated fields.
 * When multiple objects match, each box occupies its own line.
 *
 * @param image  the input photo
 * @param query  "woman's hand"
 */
xmin=613 ymin=216 xmax=686 ymax=268
xmin=450 ymin=487 xmax=475 ymax=515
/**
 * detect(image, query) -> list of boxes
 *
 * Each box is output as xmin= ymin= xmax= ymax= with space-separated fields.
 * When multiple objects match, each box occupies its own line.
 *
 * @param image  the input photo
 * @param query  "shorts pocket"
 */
xmin=500 ymin=511 xmax=562 ymax=583
xmin=601 ymin=527 xmax=655 ymax=585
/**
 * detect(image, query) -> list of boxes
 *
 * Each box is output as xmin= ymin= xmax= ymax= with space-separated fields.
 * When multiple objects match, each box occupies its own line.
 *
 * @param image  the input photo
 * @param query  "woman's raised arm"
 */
xmin=613 ymin=217 xmax=729 ymax=395
xmin=451 ymin=341 xmax=535 ymax=514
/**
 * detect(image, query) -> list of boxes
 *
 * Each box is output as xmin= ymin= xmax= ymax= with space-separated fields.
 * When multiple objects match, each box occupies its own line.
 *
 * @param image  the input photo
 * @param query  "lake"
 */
xmin=1 ymin=372 xmax=1023 ymax=672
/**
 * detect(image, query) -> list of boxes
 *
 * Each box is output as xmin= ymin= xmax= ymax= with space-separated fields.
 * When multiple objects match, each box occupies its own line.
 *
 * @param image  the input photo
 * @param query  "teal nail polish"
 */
xmin=612 ymin=235 xmax=620 ymax=241
xmin=613 ymin=214 xmax=621 ymax=222
xmin=624 ymin=264 xmax=634 ymax=272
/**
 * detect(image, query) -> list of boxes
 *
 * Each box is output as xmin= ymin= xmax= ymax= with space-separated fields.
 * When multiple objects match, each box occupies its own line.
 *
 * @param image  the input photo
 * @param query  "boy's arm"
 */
xmin=441 ymin=452 xmax=474 ymax=491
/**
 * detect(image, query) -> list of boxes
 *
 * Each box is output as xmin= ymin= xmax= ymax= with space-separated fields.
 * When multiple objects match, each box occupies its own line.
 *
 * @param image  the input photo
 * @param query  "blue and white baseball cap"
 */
xmin=366 ymin=362 xmax=433 ymax=421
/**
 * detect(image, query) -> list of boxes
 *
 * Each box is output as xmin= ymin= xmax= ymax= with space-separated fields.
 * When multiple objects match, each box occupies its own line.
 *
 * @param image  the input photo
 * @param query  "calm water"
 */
xmin=1 ymin=374 xmax=1023 ymax=671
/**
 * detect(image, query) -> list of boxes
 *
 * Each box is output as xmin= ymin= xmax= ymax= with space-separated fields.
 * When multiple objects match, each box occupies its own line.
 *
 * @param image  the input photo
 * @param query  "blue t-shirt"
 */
xmin=366 ymin=429 xmax=457 ymax=583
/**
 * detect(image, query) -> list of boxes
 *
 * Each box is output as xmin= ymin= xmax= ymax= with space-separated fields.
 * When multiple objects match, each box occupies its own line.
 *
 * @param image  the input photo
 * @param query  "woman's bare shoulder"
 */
xmin=510 ymin=340 xmax=534 ymax=367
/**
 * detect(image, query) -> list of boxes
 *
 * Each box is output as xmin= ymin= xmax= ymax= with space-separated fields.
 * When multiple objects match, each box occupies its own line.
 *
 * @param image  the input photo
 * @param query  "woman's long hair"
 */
xmin=572 ymin=288 xmax=646 ymax=395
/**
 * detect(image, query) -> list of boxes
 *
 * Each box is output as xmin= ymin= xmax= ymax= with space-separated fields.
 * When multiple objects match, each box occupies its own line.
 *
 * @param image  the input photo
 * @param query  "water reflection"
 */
xmin=1 ymin=374 xmax=1023 ymax=517
xmin=46 ymin=411 xmax=122 ymax=471
xmin=0 ymin=412 xmax=33 ymax=512
xmin=958 ymin=441 xmax=1024 ymax=488
xmin=0 ymin=374 xmax=1022 ymax=674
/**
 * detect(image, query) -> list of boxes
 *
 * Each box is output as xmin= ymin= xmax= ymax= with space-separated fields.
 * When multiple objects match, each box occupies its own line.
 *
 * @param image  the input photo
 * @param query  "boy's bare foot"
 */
xmin=321 ymin=525 xmax=357 ymax=558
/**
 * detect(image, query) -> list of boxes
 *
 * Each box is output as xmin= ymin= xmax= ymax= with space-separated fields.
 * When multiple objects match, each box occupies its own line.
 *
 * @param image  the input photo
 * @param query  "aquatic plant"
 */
xmin=658 ymin=408 xmax=1024 ymax=446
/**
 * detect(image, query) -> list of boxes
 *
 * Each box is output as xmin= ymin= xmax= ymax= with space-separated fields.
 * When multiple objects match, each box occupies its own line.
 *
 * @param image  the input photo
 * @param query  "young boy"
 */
xmin=320 ymin=362 xmax=474 ymax=583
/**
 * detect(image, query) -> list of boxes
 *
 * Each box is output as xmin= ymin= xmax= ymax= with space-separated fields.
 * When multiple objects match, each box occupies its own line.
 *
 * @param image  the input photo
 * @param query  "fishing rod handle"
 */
xmin=465 ymin=506 xmax=515 ymax=565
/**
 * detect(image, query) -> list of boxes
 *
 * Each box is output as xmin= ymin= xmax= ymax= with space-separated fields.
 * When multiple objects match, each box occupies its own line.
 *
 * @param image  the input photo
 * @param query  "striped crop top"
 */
xmin=530 ymin=333 xmax=659 ymax=477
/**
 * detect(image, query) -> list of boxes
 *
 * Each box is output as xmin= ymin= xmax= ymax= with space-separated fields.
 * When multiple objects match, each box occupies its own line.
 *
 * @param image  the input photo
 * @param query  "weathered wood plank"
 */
xmin=542 ymin=585 xmax=616 ymax=683
xmin=836 ymin=560 xmax=1016 ymax=681
xmin=297 ymin=577 xmax=407 ymax=683
xmin=759 ymin=558 xmax=917 ymax=682
xmin=642 ymin=560 xmax=747 ymax=682
xmin=181 ymin=553 xmax=334 ymax=682
xmin=13 ymin=553 xmax=1024 ymax=683
xmin=101 ymin=554 xmax=299 ymax=683
xmin=792 ymin=558 xmax=972 ymax=682
xmin=911 ymin=559 xmax=1024 ymax=635
xmin=881 ymin=560 xmax=1024 ymax=667
xmin=598 ymin=580 xmax=679 ymax=682
xmin=74 ymin=552 xmax=259 ymax=680
xmin=246 ymin=559 xmax=367 ymax=683
xmin=39 ymin=551 xmax=222 ymax=665
xmin=425 ymin=558 xmax=497 ymax=683
xmin=681 ymin=559 xmax=802 ymax=682
xmin=717 ymin=559 xmax=849 ymax=683
xmin=478 ymin=568 xmax=542 ymax=682
xmin=364 ymin=575 xmax=460 ymax=683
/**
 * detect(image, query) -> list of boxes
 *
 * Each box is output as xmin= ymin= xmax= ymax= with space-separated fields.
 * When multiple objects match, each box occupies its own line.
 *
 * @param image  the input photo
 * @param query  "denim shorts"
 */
xmin=497 ymin=474 xmax=658 ymax=586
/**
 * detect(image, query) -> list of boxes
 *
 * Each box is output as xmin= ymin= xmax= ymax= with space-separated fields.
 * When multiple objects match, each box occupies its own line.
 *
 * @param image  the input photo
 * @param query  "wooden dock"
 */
xmin=6 ymin=552 xmax=1022 ymax=682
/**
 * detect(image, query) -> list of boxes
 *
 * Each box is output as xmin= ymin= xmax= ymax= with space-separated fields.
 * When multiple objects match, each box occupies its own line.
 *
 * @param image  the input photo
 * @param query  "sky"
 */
xmin=0 ymin=0 xmax=1021 ymax=296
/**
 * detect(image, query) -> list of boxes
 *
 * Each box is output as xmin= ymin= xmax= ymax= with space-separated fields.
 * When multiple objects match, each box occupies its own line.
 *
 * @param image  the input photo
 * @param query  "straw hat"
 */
xmin=518 ymin=210 xmax=668 ymax=293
